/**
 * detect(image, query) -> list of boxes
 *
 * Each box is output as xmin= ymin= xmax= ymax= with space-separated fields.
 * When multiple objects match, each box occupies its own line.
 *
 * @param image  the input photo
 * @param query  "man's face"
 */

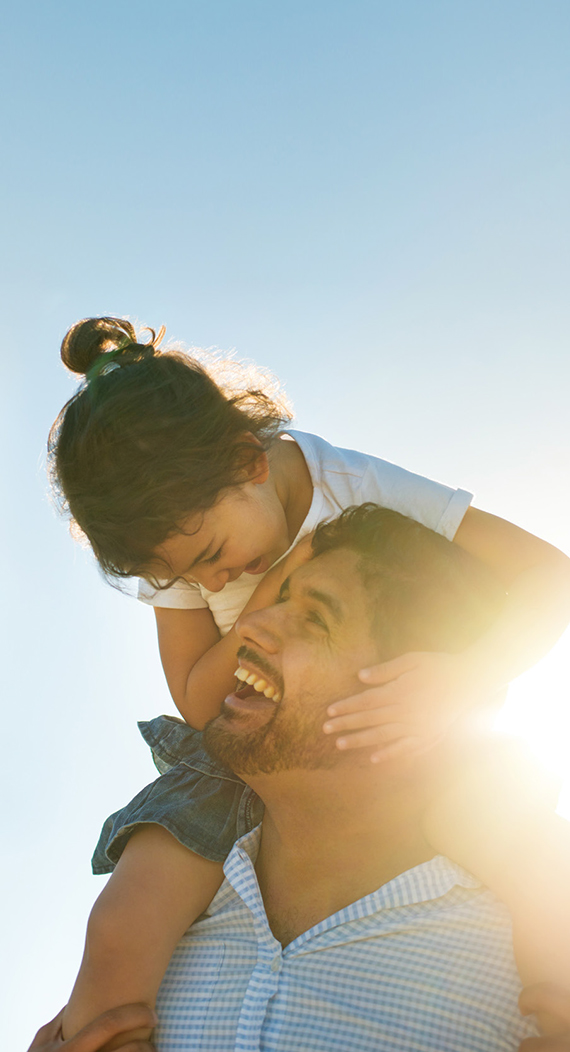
xmin=204 ymin=548 xmax=381 ymax=775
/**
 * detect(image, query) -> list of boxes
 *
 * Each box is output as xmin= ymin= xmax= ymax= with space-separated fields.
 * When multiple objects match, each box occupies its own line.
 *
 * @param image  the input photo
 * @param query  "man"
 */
xmin=28 ymin=505 xmax=569 ymax=1051
xmin=150 ymin=504 xmax=536 ymax=1050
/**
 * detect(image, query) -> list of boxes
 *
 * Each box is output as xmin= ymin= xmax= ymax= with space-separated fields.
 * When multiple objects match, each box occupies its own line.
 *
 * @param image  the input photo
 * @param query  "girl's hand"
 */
xmin=519 ymin=983 xmax=570 ymax=1047
xmin=323 ymin=650 xmax=480 ymax=762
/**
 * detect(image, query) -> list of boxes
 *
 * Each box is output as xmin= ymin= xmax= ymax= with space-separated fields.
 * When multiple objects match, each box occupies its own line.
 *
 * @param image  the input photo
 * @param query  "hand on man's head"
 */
xmin=27 ymin=1005 xmax=157 ymax=1052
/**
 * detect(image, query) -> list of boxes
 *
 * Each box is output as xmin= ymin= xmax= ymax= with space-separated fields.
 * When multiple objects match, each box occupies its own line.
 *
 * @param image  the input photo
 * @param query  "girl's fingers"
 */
xmin=335 ymin=724 xmax=408 ymax=751
xmin=359 ymin=653 xmax=419 ymax=685
xmin=371 ymin=737 xmax=423 ymax=763
xmin=327 ymin=683 xmax=402 ymax=717
xmin=324 ymin=705 xmax=403 ymax=734
xmin=520 ymin=983 xmax=570 ymax=1023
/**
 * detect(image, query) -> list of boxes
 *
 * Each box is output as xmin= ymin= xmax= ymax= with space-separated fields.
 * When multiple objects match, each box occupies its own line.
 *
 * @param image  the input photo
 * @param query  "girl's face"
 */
xmin=150 ymin=479 xmax=291 ymax=592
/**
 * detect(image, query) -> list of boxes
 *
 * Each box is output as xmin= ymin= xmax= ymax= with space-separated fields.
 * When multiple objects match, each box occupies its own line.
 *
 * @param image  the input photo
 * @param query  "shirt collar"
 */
xmin=220 ymin=823 xmax=481 ymax=914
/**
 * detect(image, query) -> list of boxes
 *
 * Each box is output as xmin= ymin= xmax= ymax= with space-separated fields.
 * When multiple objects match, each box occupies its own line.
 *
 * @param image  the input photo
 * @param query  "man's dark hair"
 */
xmin=312 ymin=504 xmax=505 ymax=660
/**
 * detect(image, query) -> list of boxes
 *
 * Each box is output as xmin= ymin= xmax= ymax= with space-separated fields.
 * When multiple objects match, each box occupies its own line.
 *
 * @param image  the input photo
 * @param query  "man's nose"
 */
xmin=235 ymin=606 xmax=282 ymax=655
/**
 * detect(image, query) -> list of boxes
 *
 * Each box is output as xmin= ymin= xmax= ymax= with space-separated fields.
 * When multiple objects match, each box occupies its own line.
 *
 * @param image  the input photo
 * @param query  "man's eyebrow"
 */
xmin=278 ymin=576 xmax=344 ymax=625
xmin=305 ymin=587 xmax=344 ymax=625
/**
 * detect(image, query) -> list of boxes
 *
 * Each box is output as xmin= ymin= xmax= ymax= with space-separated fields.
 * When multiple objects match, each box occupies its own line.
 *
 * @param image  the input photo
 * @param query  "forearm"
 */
xmin=452 ymin=508 xmax=570 ymax=694
xmin=178 ymin=561 xmax=288 ymax=728
xmin=509 ymin=812 xmax=570 ymax=993
xmin=63 ymin=827 xmax=223 ymax=1047
xmin=423 ymin=742 xmax=570 ymax=993
xmin=458 ymin=559 xmax=570 ymax=695
xmin=174 ymin=627 xmax=247 ymax=727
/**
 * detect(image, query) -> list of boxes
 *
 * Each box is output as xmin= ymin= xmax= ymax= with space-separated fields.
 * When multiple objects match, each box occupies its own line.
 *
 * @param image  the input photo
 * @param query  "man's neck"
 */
xmin=248 ymin=766 xmax=435 ymax=946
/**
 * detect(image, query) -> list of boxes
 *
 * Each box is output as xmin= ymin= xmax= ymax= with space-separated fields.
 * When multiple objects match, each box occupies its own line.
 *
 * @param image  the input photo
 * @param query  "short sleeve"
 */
xmin=360 ymin=458 xmax=473 ymax=541
xmin=137 ymin=576 xmax=209 ymax=610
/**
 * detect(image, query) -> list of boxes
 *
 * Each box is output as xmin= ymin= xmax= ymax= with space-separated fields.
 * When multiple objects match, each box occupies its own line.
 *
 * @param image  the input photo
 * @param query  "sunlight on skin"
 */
xmin=495 ymin=628 xmax=570 ymax=819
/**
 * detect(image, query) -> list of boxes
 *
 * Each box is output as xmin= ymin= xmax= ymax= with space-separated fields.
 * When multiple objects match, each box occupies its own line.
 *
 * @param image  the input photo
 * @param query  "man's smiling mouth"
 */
xmin=232 ymin=646 xmax=284 ymax=703
xmin=234 ymin=665 xmax=282 ymax=702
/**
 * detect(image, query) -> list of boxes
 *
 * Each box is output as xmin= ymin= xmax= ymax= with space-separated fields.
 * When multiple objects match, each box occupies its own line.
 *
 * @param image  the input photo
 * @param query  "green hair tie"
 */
xmin=85 ymin=328 xmax=164 ymax=383
xmin=85 ymin=339 xmax=137 ymax=383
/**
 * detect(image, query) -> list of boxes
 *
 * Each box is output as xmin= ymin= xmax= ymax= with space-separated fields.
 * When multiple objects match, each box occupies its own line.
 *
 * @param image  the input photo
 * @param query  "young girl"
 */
xmin=50 ymin=316 xmax=570 ymax=1046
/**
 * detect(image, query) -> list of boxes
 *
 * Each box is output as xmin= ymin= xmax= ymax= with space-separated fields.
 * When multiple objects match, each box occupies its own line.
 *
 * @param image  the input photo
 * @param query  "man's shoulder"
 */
xmin=157 ymin=849 xmax=538 ymax=1052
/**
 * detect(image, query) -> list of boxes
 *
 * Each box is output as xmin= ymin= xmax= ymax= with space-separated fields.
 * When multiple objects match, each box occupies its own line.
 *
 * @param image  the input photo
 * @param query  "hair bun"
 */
xmin=60 ymin=316 xmax=138 ymax=375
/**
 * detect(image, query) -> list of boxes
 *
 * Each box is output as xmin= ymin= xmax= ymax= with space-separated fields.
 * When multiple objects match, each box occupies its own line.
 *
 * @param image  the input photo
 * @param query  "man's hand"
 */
xmin=323 ymin=650 xmax=472 ymax=762
xmin=27 ymin=1004 xmax=157 ymax=1052
xmin=520 ymin=983 xmax=570 ymax=1049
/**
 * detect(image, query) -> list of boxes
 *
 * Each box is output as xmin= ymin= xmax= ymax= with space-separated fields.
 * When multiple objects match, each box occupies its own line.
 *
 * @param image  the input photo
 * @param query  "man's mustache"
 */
xmin=236 ymin=645 xmax=285 ymax=697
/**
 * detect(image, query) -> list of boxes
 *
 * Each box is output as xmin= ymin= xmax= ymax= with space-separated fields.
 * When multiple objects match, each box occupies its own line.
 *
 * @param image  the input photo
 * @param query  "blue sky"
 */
xmin=2 ymin=2 xmax=570 ymax=1047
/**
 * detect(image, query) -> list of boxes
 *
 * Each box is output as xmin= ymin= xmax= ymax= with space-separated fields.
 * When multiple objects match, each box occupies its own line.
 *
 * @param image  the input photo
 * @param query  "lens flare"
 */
xmin=495 ymin=630 xmax=570 ymax=819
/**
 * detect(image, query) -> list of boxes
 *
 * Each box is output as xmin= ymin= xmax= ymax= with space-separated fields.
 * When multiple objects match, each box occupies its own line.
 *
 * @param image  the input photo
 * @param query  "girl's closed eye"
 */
xmin=204 ymin=547 xmax=223 ymax=565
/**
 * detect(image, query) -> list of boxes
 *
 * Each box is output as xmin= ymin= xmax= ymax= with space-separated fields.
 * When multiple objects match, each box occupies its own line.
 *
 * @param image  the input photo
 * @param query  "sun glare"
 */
xmin=495 ymin=629 xmax=570 ymax=819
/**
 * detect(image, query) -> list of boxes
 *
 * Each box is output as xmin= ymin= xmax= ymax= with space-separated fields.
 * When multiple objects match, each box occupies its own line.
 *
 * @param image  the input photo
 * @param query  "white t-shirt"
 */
xmin=138 ymin=430 xmax=473 ymax=636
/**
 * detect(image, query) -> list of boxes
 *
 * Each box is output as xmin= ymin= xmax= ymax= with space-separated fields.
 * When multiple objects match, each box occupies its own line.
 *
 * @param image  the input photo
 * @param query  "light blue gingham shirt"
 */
xmin=155 ymin=825 xmax=539 ymax=1051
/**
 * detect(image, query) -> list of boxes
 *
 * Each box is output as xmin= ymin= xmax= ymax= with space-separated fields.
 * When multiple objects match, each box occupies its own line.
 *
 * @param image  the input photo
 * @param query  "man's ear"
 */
xmin=235 ymin=433 xmax=270 ymax=485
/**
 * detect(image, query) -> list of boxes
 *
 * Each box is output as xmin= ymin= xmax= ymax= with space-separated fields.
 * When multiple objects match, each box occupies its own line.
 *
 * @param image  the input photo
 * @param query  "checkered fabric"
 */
xmin=155 ymin=826 xmax=538 ymax=1051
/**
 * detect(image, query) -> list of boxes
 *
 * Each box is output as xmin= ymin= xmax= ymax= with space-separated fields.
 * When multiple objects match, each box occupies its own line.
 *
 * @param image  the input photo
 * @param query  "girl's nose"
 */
xmin=201 ymin=569 xmax=231 ymax=592
xmin=204 ymin=566 xmax=244 ymax=591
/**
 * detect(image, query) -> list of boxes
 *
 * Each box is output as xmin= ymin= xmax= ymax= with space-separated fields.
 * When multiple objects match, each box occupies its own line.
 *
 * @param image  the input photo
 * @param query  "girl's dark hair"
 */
xmin=48 ymin=316 xmax=292 ymax=582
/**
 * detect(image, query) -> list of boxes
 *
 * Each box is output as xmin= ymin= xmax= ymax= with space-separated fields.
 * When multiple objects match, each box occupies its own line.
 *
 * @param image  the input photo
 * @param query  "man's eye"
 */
xmin=205 ymin=548 xmax=223 ymax=565
xmin=275 ymin=590 xmax=288 ymax=605
xmin=307 ymin=611 xmax=328 ymax=631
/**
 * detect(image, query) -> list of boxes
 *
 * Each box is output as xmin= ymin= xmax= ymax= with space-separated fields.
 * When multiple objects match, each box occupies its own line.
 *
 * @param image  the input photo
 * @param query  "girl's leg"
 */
xmin=62 ymin=825 xmax=224 ymax=1050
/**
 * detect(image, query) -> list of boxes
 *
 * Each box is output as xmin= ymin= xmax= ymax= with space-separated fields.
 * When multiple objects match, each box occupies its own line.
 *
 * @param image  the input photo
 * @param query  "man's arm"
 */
xmin=423 ymin=740 xmax=570 ymax=1023
xmin=520 ymin=984 xmax=570 ymax=1049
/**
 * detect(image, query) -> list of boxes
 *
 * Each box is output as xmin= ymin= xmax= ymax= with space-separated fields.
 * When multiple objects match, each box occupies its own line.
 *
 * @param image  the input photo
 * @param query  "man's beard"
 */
xmin=203 ymin=692 xmax=340 ymax=776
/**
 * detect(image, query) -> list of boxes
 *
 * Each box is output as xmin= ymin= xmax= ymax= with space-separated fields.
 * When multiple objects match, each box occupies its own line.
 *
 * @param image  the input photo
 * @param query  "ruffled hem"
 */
xmin=91 ymin=716 xmax=264 ymax=872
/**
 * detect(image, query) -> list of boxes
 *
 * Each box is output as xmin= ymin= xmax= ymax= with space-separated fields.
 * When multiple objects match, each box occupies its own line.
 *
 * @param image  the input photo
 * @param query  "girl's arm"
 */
xmin=450 ymin=507 xmax=570 ymax=689
xmin=155 ymin=542 xmax=311 ymax=729
xmin=62 ymin=827 xmax=224 ymax=1050
xmin=322 ymin=507 xmax=570 ymax=759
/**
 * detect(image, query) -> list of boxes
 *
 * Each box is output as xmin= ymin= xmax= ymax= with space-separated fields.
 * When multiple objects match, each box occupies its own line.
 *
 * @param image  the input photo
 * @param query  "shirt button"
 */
xmin=270 ymin=956 xmax=281 ymax=972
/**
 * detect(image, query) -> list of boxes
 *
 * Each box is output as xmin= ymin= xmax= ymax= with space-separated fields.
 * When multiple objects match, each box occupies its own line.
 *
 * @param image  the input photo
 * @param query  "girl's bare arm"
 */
xmin=451 ymin=507 xmax=570 ymax=689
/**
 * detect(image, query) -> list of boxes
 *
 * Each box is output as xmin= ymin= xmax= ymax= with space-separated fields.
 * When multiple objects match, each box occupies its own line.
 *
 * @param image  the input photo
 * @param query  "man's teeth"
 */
xmin=234 ymin=666 xmax=281 ymax=702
